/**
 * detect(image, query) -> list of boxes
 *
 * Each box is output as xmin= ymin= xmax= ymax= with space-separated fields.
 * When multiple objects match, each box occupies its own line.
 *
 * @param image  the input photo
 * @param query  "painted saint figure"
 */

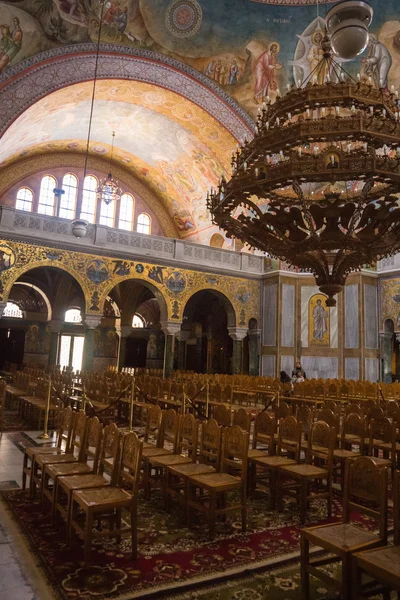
xmin=0 ymin=18 xmax=23 ymax=74
xmin=253 ymin=42 xmax=283 ymax=103
xmin=307 ymin=30 xmax=330 ymax=84
xmin=363 ymin=35 xmax=392 ymax=90
xmin=313 ymin=298 xmax=328 ymax=340
xmin=228 ymin=59 xmax=239 ymax=85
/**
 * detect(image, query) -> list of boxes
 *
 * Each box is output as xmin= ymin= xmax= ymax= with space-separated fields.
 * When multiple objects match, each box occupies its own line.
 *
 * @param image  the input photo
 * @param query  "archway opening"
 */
xmin=108 ymin=280 xmax=165 ymax=370
xmin=182 ymin=290 xmax=234 ymax=374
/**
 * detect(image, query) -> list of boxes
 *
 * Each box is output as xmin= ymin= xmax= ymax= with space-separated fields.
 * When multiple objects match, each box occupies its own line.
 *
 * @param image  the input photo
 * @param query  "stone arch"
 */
xmin=384 ymin=318 xmax=394 ymax=333
xmin=100 ymin=278 xmax=169 ymax=323
xmin=0 ymin=47 xmax=254 ymax=140
xmin=12 ymin=281 xmax=52 ymax=321
xmin=2 ymin=261 xmax=90 ymax=314
xmin=182 ymin=288 xmax=236 ymax=328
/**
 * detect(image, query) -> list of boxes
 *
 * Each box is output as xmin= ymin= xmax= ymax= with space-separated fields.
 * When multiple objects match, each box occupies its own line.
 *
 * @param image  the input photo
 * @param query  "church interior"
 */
xmin=1 ymin=0 xmax=400 ymax=598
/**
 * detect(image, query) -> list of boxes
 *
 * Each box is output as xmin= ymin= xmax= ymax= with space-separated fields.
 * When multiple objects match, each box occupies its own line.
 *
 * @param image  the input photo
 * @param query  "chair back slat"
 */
xmin=253 ymin=411 xmax=276 ymax=451
xmin=119 ymin=432 xmax=143 ymax=493
xmin=221 ymin=425 xmax=248 ymax=481
xmin=344 ymin=456 xmax=388 ymax=542
xmin=199 ymin=419 xmax=222 ymax=468
xmin=277 ymin=415 xmax=302 ymax=462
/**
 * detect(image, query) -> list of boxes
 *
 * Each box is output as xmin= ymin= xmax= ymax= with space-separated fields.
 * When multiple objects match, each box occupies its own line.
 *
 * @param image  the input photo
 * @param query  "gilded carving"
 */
xmin=0 ymin=239 xmax=260 ymax=326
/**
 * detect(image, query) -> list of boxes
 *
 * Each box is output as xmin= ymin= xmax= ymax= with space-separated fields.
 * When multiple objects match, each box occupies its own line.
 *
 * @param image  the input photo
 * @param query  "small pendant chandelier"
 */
xmin=97 ymin=131 xmax=122 ymax=206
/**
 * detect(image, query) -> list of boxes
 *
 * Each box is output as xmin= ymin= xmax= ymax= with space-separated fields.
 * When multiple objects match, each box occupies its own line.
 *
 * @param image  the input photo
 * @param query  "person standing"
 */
xmin=292 ymin=361 xmax=306 ymax=383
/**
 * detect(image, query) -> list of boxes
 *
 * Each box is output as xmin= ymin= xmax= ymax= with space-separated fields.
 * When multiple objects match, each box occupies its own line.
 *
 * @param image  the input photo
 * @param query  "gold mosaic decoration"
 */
xmin=380 ymin=277 xmax=400 ymax=329
xmin=0 ymin=239 xmax=260 ymax=326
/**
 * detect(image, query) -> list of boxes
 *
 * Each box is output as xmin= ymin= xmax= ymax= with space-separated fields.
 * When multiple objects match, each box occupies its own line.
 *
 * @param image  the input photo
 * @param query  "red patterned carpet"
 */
xmin=0 ymin=488 xmax=375 ymax=600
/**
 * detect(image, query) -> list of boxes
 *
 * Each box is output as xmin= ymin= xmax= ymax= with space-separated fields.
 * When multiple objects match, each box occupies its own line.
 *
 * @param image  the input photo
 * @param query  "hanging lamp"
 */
xmin=97 ymin=131 xmax=122 ymax=206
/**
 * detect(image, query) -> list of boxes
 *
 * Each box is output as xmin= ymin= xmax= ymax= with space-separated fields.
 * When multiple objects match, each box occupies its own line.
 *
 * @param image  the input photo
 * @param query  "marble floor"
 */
xmin=0 ymin=429 xmax=58 ymax=600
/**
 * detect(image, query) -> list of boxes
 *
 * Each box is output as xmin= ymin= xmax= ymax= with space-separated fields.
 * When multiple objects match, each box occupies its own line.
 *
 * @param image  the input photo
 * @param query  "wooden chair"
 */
xmin=142 ymin=409 xmax=180 ymax=497
xmin=70 ymin=431 xmax=143 ymax=564
xmin=142 ymin=404 xmax=163 ymax=449
xmin=316 ymin=408 xmax=340 ymax=434
xmin=214 ymin=404 xmax=232 ymax=427
xmin=187 ymin=425 xmax=248 ymax=539
xmin=300 ymin=456 xmax=389 ymax=600
xmin=277 ymin=421 xmax=335 ymax=523
xmin=22 ymin=406 xmax=75 ymax=492
xmin=353 ymin=470 xmax=400 ymax=599
xmin=55 ymin=423 xmax=122 ymax=541
xmin=250 ymin=415 xmax=301 ymax=506
xmin=31 ymin=411 xmax=88 ymax=500
xmin=146 ymin=414 xmax=199 ymax=501
xmin=368 ymin=418 xmax=395 ymax=470
xmin=232 ymin=407 xmax=251 ymax=435
xmin=274 ymin=401 xmax=291 ymax=420
xmin=248 ymin=411 xmax=276 ymax=460
xmin=345 ymin=402 xmax=364 ymax=417
xmin=42 ymin=416 xmax=103 ymax=513
xmin=166 ymin=419 xmax=222 ymax=513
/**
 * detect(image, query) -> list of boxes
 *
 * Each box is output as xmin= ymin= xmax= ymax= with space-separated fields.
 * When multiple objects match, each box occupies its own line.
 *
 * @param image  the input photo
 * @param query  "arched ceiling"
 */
xmin=0 ymin=79 xmax=237 ymax=242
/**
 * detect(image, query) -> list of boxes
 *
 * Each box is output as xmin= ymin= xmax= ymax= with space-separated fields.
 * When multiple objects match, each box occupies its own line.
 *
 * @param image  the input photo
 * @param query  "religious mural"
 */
xmin=308 ymin=293 xmax=329 ymax=347
xmin=380 ymin=277 xmax=400 ymax=329
xmin=0 ymin=0 xmax=399 ymax=119
xmin=0 ymin=239 xmax=260 ymax=326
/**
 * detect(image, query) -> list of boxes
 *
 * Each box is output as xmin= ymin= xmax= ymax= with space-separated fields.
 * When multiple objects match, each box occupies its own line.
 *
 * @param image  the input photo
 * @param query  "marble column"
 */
xmin=48 ymin=320 xmax=63 ymax=366
xmin=248 ymin=328 xmax=262 ymax=376
xmin=118 ymin=325 xmax=132 ymax=370
xmin=0 ymin=302 xmax=6 ymax=318
xmin=380 ymin=332 xmax=393 ymax=383
xmin=176 ymin=330 xmax=190 ymax=371
xmin=83 ymin=315 xmax=102 ymax=372
xmin=161 ymin=322 xmax=182 ymax=378
xmin=228 ymin=327 xmax=248 ymax=375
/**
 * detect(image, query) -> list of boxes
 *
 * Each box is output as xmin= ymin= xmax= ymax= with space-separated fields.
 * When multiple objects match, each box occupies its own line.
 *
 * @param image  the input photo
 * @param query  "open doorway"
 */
xmin=59 ymin=334 xmax=84 ymax=371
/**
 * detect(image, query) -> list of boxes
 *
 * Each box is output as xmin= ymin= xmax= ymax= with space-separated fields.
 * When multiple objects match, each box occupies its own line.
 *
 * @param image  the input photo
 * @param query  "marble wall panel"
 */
xmin=262 ymin=355 xmax=276 ymax=377
xmin=263 ymin=284 xmax=277 ymax=346
xmin=345 ymin=357 xmax=360 ymax=380
xmin=345 ymin=284 xmax=359 ymax=349
xmin=281 ymin=284 xmax=294 ymax=347
xmin=301 ymin=357 xmax=338 ymax=380
xmin=281 ymin=355 xmax=294 ymax=377
xmin=365 ymin=358 xmax=379 ymax=382
xmin=364 ymin=284 xmax=378 ymax=349
xmin=301 ymin=285 xmax=337 ymax=348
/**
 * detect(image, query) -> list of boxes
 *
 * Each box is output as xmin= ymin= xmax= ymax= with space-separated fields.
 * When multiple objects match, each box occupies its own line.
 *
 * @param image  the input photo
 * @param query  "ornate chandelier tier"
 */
xmin=207 ymin=39 xmax=400 ymax=306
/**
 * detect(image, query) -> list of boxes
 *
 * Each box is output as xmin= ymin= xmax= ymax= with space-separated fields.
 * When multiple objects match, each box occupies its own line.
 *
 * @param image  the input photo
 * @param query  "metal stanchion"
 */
xmin=82 ymin=387 xmax=87 ymax=412
xmin=129 ymin=376 xmax=135 ymax=432
xmin=38 ymin=378 xmax=51 ymax=440
xmin=206 ymin=381 xmax=210 ymax=419
xmin=182 ymin=386 xmax=186 ymax=414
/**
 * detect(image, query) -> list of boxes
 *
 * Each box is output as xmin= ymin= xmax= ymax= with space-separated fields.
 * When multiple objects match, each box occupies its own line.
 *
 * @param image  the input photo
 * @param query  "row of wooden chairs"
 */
xmin=22 ymin=408 xmax=142 ymax=564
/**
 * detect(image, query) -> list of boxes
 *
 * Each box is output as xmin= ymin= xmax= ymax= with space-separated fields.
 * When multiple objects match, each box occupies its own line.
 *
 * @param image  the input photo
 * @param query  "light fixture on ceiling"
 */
xmin=97 ymin=131 xmax=122 ymax=206
xmin=326 ymin=0 xmax=373 ymax=59
xmin=207 ymin=16 xmax=400 ymax=307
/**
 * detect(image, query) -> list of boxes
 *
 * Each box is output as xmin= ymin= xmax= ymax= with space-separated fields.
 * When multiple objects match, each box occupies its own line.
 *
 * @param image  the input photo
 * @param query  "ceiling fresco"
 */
xmin=0 ymin=0 xmax=400 ymax=119
xmin=0 ymin=80 xmax=235 ymax=242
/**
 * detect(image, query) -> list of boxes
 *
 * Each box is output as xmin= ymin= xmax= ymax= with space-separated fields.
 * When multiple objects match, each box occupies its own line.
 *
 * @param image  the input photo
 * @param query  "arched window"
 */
xmin=80 ymin=175 xmax=97 ymax=224
xmin=99 ymin=198 xmax=115 ymax=228
xmin=3 ymin=302 xmax=23 ymax=318
xmin=15 ymin=187 xmax=33 ymax=212
xmin=38 ymin=175 xmax=57 ymax=216
xmin=65 ymin=308 xmax=82 ymax=323
xmin=132 ymin=314 xmax=145 ymax=328
xmin=118 ymin=193 xmax=134 ymax=230
xmin=137 ymin=213 xmax=151 ymax=235
xmin=59 ymin=173 xmax=78 ymax=220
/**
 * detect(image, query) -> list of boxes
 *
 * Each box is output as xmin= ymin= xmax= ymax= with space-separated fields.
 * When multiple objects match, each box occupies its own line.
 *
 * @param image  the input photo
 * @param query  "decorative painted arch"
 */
xmin=0 ymin=153 xmax=179 ymax=238
xmin=1 ymin=260 xmax=91 ymax=314
xmin=99 ymin=277 xmax=169 ymax=324
xmin=12 ymin=281 xmax=52 ymax=321
xmin=182 ymin=288 xmax=237 ymax=328
xmin=0 ymin=46 xmax=254 ymax=140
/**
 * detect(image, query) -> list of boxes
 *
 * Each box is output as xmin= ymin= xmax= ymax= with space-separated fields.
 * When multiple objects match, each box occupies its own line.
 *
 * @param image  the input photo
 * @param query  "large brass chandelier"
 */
xmin=207 ymin=32 xmax=400 ymax=306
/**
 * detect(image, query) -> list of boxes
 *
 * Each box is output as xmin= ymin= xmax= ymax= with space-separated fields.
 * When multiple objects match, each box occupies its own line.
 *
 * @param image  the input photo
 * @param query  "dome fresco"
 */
xmin=1 ymin=0 xmax=400 ymax=239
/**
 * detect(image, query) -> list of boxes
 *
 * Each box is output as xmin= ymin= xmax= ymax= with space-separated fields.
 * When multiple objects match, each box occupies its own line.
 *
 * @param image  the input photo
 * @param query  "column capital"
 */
xmin=228 ymin=327 xmax=248 ymax=341
xmin=120 ymin=325 xmax=132 ymax=338
xmin=247 ymin=328 xmax=262 ymax=337
xmin=160 ymin=321 xmax=182 ymax=336
xmin=85 ymin=315 xmax=102 ymax=329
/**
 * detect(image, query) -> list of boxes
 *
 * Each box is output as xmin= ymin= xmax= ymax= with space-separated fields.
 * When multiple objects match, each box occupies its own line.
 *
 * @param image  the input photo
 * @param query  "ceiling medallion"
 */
xmin=166 ymin=0 xmax=203 ymax=38
xmin=207 ymin=32 xmax=400 ymax=307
